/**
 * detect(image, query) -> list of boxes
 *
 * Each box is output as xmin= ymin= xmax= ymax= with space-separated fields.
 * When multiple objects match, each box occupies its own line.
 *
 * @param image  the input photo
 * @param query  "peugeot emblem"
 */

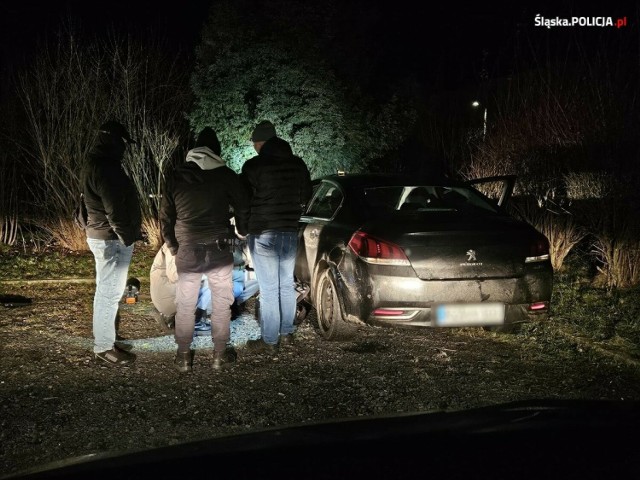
xmin=466 ymin=249 xmax=477 ymax=262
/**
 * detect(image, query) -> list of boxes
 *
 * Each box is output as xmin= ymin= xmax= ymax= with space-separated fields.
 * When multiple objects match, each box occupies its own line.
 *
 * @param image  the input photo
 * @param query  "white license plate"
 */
xmin=433 ymin=302 xmax=505 ymax=327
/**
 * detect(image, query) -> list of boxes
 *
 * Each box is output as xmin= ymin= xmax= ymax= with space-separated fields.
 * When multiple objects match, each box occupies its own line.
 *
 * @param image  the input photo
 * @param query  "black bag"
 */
xmin=73 ymin=193 xmax=88 ymax=229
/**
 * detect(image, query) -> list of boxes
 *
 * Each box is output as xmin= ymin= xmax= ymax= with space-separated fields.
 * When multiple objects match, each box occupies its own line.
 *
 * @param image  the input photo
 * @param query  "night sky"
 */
xmin=0 ymin=0 xmax=635 ymax=101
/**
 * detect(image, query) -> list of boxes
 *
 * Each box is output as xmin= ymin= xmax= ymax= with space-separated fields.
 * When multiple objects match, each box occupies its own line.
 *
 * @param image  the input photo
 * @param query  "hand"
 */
xmin=234 ymin=226 xmax=247 ymax=240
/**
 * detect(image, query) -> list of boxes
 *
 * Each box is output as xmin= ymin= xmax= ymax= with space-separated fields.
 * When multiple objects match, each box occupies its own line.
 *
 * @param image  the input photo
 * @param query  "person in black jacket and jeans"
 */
xmin=241 ymin=121 xmax=312 ymax=353
xmin=160 ymin=127 xmax=250 ymax=372
xmin=82 ymin=120 xmax=142 ymax=366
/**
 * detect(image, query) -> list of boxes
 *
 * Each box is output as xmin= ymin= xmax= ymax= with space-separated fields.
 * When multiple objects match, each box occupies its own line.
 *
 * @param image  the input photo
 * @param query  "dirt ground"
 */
xmin=2 ymin=281 xmax=640 ymax=476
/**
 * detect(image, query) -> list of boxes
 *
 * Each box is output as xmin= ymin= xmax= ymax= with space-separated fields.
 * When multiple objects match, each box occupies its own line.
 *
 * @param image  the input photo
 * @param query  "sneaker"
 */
xmin=95 ymin=348 xmax=136 ymax=366
xmin=279 ymin=334 xmax=295 ymax=346
xmin=244 ymin=338 xmax=279 ymax=354
xmin=174 ymin=350 xmax=193 ymax=373
xmin=212 ymin=347 xmax=237 ymax=370
xmin=194 ymin=319 xmax=211 ymax=337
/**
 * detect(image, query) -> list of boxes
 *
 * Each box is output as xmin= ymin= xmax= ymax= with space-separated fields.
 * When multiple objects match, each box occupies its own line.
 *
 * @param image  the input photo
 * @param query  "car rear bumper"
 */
xmin=367 ymin=304 xmax=548 ymax=327
xmin=338 ymin=262 xmax=553 ymax=327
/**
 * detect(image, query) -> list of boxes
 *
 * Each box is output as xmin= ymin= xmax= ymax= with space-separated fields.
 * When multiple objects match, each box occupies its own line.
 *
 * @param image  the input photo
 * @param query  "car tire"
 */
xmin=255 ymin=296 xmax=309 ymax=326
xmin=315 ymin=269 xmax=356 ymax=341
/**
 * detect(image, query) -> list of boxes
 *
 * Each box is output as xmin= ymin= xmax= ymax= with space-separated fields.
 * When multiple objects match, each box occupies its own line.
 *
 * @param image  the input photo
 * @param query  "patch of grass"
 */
xmin=552 ymin=272 xmax=640 ymax=348
xmin=0 ymin=243 xmax=158 ymax=282
xmin=0 ymin=248 xmax=93 ymax=280
xmin=529 ymin=249 xmax=640 ymax=359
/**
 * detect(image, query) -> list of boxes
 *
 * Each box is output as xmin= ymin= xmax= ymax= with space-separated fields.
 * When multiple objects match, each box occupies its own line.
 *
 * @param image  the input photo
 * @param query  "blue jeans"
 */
xmin=196 ymin=269 xmax=260 ymax=313
xmin=238 ymin=278 xmax=260 ymax=304
xmin=87 ymin=238 xmax=134 ymax=354
xmin=249 ymin=231 xmax=298 ymax=345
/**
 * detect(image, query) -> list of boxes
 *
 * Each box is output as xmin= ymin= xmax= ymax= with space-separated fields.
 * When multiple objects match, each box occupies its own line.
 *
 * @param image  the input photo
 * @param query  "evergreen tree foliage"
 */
xmin=190 ymin=0 xmax=417 ymax=176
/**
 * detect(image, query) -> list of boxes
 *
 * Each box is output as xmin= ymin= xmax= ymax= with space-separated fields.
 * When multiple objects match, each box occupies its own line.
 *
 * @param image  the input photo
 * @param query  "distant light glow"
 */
xmin=472 ymin=101 xmax=480 ymax=107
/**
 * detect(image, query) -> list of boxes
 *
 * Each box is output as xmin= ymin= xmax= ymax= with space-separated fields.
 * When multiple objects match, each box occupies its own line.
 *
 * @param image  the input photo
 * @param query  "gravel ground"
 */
xmin=2 ymin=281 xmax=640 ymax=476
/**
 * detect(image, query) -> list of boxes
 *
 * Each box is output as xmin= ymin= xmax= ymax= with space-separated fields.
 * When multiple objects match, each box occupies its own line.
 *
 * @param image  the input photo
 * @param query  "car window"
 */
xmin=306 ymin=182 xmax=344 ymax=219
xmin=362 ymin=186 xmax=499 ymax=214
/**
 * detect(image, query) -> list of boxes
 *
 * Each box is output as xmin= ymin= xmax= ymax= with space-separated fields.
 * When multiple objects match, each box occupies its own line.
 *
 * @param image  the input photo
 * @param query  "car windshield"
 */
xmin=362 ymin=185 xmax=499 ymax=214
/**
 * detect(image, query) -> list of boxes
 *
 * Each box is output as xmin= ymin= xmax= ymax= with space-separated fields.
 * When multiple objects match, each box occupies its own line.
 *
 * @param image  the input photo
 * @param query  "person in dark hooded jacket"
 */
xmin=241 ymin=121 xmax=312 ymax=354
xmin=160 ymin=127 xmax=249 ymax=372
xmin=81 ymin=120 xmax=142 ymax=366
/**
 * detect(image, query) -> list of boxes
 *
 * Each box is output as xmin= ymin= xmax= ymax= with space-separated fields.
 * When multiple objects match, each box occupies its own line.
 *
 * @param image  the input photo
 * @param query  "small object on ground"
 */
xmin=1 ymin=294 xmax=32 ymax=308
xmin=123 ymin=277 xmax=140 ymax=304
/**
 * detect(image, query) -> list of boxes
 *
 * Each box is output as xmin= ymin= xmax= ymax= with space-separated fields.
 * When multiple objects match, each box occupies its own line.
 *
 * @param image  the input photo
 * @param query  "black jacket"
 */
xmin=81 ymin=134 xmax=142 ymax=246
xmin=241 ymin=137 xmax=312 ymax=234
xmin=160 ymin=147 xmax=250 ymax=257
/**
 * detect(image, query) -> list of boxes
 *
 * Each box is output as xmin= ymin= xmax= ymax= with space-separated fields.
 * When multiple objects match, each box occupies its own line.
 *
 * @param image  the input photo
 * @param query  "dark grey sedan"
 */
xmin=295 ymin=174 xmax=553 ymax=340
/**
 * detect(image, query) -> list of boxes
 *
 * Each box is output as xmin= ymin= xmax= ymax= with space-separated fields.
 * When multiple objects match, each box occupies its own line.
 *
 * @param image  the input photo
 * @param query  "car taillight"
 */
xmin=525 ymin=235 xmax=550 ymax=263
xmin=373 ymin=308 xmax=420 ymax=320
xmin=348 ymin=231 xmax=410 ymax=266
xmin=528 ymin=301 xmax=548 ymax=311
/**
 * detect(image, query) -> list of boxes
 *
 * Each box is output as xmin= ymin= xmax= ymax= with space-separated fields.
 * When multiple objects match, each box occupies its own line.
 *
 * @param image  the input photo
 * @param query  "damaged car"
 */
xmin=295 ymin=173 xmax=553 ymax=340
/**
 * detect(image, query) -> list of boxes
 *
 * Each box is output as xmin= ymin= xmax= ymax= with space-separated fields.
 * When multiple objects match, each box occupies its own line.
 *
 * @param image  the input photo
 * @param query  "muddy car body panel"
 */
xmin=295 ymin=174 xmax=553 ymax=338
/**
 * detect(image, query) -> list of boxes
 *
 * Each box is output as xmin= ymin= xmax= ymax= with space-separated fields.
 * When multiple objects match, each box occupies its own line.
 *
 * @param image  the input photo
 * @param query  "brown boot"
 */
xmin=174 ymin=350 xmax=193 ymax=373
xmin=245 ymin=338 xmax=279 ymax=354
xmin=213 ymin=347 xmax=237 ymax=370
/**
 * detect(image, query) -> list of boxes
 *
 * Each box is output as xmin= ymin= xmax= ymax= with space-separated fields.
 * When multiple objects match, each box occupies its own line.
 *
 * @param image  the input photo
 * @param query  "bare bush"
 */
xmin=125 ymin=124 xmax=183 ymax=249
xmin=0 ymin=151 xmax=20 ymax=245
xmin=16 ymin=26 xmax=190 ymax=250
xmin=582 ymin=193 xmax=640 ymax=289
xmin=142 ymin=217 xmax=162 ymax=251
xmin=511 ymin=197 xmax=586 ymax=272
xmin=41 ymin=219 xmax=89 ymax=252
xmin=592 ymin=238 xmax=640 ymax=289
xmin=564 ymin=171 xmax=613 ymax=200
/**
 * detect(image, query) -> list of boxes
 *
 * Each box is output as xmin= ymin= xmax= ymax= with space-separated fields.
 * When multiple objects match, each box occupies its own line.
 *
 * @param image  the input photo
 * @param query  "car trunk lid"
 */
xmin=361 ymin=212 xmax=530 ymax=280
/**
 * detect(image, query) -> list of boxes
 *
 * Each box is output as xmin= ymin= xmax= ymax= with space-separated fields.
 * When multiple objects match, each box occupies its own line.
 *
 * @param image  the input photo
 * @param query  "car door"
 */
xmin=466 ymin=175 xmax=516 ymax=207
xmin=295 ymin=180 xmax=344 ymax=284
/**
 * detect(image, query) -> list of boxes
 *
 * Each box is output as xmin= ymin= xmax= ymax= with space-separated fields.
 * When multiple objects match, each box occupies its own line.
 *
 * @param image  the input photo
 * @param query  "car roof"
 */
xmin=314 ymin=173 xmax=465 ymax=189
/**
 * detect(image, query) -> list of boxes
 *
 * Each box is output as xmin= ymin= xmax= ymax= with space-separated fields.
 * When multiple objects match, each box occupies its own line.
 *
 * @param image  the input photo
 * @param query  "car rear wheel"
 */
xmin=315 ymin=270 xmax=356 ymax=341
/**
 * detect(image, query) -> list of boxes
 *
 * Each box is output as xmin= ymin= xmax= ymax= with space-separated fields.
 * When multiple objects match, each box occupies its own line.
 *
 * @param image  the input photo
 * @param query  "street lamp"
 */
xmin=472 ymin=100 xmax=487 ymax=140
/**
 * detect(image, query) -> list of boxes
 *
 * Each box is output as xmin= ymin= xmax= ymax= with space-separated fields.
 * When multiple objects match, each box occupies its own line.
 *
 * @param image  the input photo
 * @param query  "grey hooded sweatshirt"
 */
xmin=160 ymin=147 xmax=250 ymax=256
